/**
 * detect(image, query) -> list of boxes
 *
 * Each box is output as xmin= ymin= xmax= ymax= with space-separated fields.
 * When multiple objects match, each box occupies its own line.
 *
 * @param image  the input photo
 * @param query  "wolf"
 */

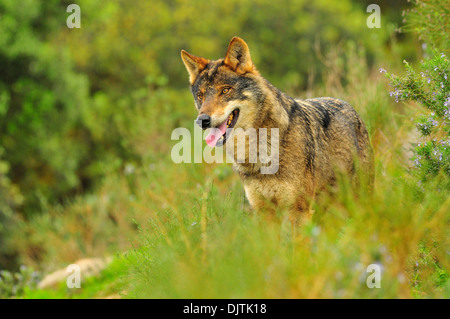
xmin=181 ymin=37 xmax=374 ymax=218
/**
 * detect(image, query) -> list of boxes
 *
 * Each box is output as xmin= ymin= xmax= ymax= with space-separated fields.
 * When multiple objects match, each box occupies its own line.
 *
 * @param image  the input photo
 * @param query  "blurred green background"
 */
xmin=0 ymin=0 xmax=415 ymax=268
xmin=0 ymin=0 xmax=447 ymax=299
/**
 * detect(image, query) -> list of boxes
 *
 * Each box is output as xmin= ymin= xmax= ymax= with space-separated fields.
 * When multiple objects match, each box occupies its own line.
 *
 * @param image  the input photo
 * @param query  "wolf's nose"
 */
xmin=196 ymin=114 xmax=211 ymax=129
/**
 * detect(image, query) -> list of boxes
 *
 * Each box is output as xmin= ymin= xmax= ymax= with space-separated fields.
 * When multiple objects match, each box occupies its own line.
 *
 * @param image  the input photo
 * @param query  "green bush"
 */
xmin=0 ymin=0 xmax=407 ymax=217
xmin=0 ymin=147 xmax=23 ymax=269
xmin=383 ymin=0 xmax=449 ymax=182
xmin=0 ymin=265 xmax=40 ymax=298
xmin=0 ymin=0 xmax=93 ymax=213
xmin=383 ymin=53 xmax=449 ymax=180
xmin=0 ymin=1 xmax=436 ymax=289
xmin=400 ymin=0 xmax=449 ymax=55
xmin=59 ymin=0 xmax=394 ymax=94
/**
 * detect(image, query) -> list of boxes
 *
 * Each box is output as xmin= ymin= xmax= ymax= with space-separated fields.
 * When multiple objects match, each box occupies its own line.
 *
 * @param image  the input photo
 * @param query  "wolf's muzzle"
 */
xmin=196 ymin=114 xmax=211 ymax=129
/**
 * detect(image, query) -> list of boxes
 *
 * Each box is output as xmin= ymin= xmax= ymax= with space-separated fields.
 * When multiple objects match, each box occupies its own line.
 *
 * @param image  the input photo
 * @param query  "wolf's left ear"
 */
xmin=181 ymin=50 xmax=209 ymax=84
xmin=224 ymin=37 xmax=254 ymax=74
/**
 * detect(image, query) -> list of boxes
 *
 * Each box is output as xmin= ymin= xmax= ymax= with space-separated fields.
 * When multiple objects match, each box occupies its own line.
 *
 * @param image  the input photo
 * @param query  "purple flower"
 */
xmin=444 ymin=97 xmax=450 ymax=107
xmin=414 ymin=155 xmax=422 ymax=168
xmin=414 ymin=158 xmax=421 ymax=168
xmin=433 ymin=149 xmax=443 ymax=161
xmin=379 ymin=68 xmax=387 ymax=74
xmin=444 ymin=101 xmax=450 ymax=120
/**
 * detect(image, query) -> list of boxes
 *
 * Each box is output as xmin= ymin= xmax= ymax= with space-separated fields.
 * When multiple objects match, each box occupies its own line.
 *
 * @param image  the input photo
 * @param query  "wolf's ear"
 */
xmin=181 ymin=50 xmax=209 ymax=84
xmin=224 ymin=37 xmax=254 ymax=74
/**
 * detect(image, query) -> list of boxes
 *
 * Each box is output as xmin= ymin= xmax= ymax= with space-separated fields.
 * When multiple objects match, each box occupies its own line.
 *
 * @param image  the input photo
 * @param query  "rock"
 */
xmin=38 ymin=257 xmax=112 ymax=289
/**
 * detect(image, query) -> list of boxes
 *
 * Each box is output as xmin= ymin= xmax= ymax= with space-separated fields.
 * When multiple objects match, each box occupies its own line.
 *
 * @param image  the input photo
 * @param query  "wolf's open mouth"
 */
xmin=217 ymin=108 xmax=240 ymax=146
xmin=205 ymin=109 xmax=240 ymax=147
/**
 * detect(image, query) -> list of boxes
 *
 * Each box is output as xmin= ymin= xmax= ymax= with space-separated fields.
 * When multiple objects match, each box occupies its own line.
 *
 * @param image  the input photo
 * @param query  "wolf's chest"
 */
xmin=242 ymin=177 xmax=298 ymax=210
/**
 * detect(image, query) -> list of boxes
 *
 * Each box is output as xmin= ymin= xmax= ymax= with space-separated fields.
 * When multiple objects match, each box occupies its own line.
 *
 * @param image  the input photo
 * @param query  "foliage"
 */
xmin=10 ymin=47 xmax=448 ymax=298
xmin=383 ymin=0 xmax=450 ymax=182
xmin=383 ymin=53 xmax=449 ymax=180
xmin=122 ymin=170 xmax=448 ymax=298
xmin=400 ymin=0 xmax=449 ymax=55
xmin=0 ymin=0 xmax=93 ymax=214
xmin=57 ymin=0 xmax=394 ymax=94
xmin=0 ymin=0 xmax=406 ymax=269
xmin=0 ymin=0 xmax=447 ymax=299
xmin=0 ymin=147 xmax=23 ymax=269
xmin=1 ymin=0 xmax=393 ymax=217
xmin=118 ymin=48 xmax=448 ymax=299
xmin=0 ymin=265 xmax=40 ymax=298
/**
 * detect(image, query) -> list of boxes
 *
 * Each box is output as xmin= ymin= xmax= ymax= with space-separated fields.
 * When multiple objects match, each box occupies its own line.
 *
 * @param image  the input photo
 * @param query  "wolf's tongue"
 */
xmin=205 ymin=119 xmax=228 ymax=147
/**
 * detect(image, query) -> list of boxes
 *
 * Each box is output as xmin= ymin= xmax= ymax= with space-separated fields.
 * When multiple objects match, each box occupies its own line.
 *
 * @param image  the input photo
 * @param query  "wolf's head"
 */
xmin=181 ymin=37 xmax=265 ymax=148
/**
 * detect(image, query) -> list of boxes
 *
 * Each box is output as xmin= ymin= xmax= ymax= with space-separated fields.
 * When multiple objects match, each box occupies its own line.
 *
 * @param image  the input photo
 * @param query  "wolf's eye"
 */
xmin=221 ymin=87 xmax=231 ymax=94
xmin=197 ymin=92 xmax=203 ymax=100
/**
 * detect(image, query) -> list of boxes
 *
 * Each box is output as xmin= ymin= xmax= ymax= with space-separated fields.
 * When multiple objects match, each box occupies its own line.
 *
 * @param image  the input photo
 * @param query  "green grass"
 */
xmin=7 ymin=47 xmax=449 ymax=299
xmin=118 ymin=160 xmax=448 ymax=299
xmin=19 ymin=157 xmax=448 ymax=299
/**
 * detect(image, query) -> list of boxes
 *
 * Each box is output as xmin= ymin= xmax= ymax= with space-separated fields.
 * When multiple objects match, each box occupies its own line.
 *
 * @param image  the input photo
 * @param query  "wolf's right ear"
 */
xmin=224 ymin=37 xmax=254 ymax=74
xmin=181 ymin=50 xmax=209 ymax=84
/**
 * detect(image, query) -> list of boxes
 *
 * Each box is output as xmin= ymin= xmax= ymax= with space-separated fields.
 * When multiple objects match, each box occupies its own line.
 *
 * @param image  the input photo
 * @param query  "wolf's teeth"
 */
xmin=226 ymin=112 xmax=235 ymax=128
xmin=227 ymin=115 xmax=233 ymax=126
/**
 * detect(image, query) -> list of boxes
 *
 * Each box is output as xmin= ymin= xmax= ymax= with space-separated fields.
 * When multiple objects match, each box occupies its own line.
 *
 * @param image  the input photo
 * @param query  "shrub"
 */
xmin=383 ymin=53 xmax=449 ymax=180
xmin=0 ymin=0 xmax=92 ymax=213
xmin=0 ymin=265 xmax=40 ymax=298
xmin=400 ymin=0 xmax=449 ymax=55
xmin=59 ymin=0 xmax=394 ymax=94
xmin=0 ymin=147 xmax=23 ymax=269
xmin=382 ymin=0 xmax=450 ymax=182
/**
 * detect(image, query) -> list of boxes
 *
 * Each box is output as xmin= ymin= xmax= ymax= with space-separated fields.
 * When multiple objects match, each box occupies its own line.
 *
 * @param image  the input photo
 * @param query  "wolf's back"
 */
xmin=300 ymin=97 xmax=374 ymax=186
